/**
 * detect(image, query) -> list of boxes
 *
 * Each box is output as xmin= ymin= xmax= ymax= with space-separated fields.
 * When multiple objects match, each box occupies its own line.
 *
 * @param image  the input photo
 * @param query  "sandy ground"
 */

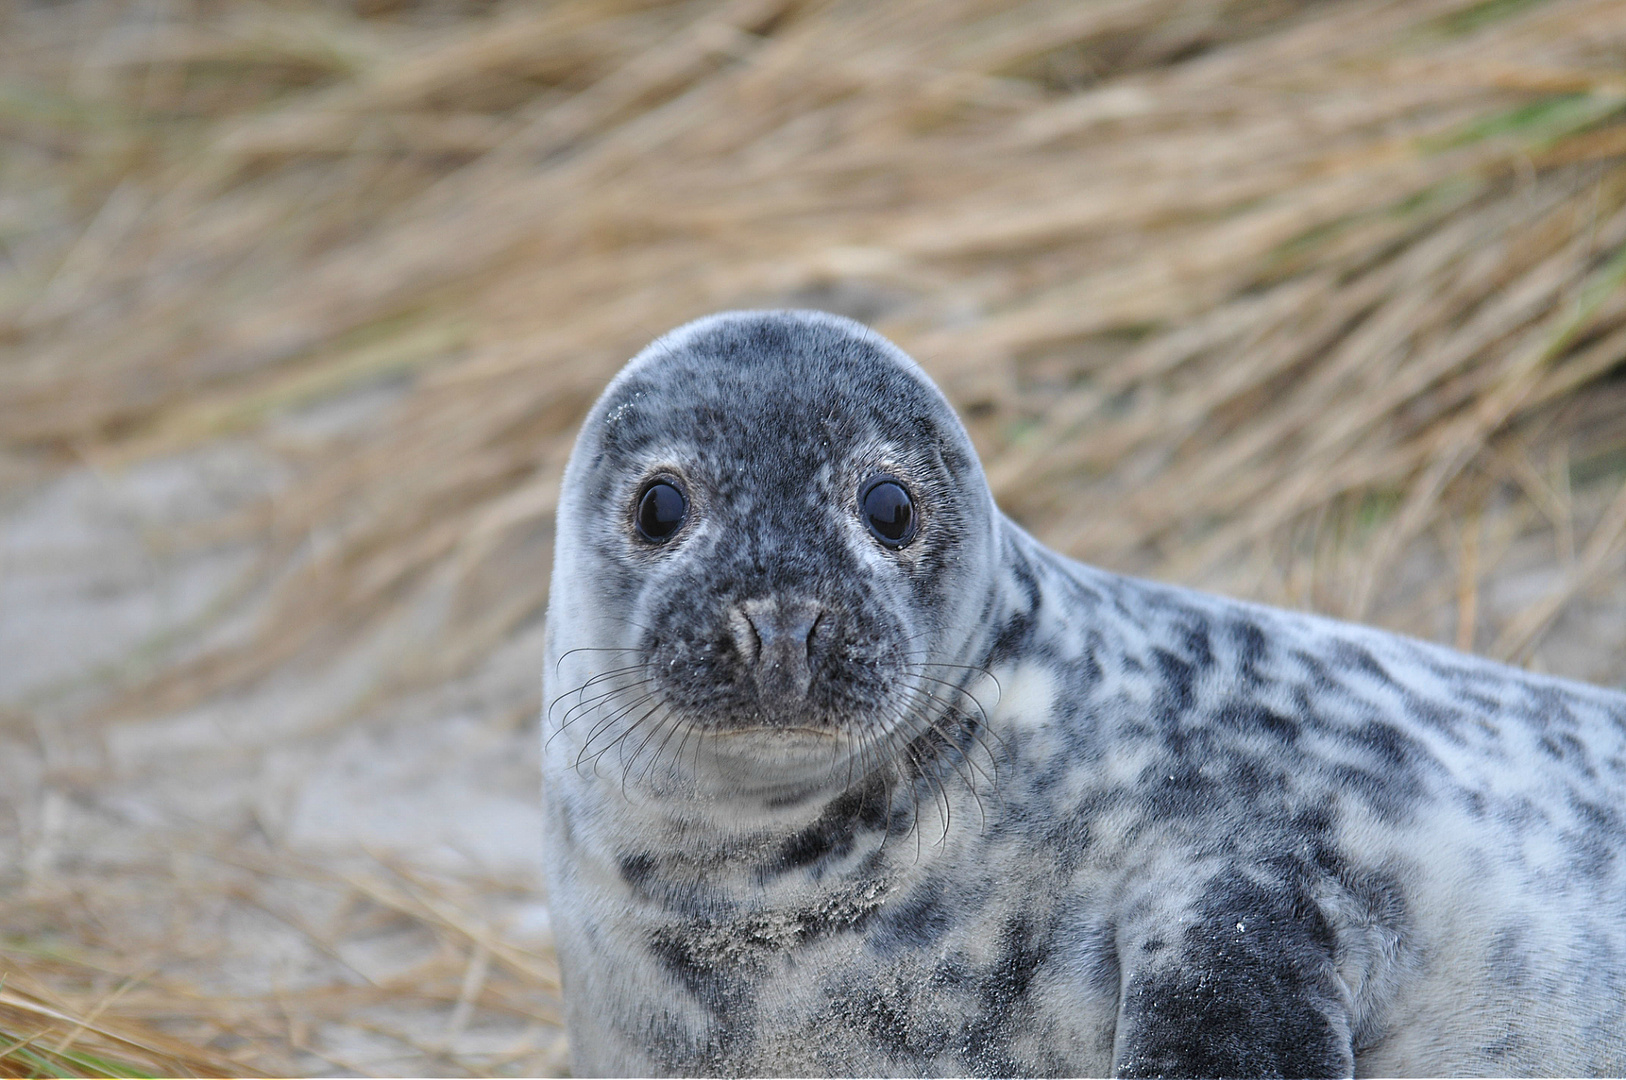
xmin=1 ymin=384 xmax=566 ymax=1075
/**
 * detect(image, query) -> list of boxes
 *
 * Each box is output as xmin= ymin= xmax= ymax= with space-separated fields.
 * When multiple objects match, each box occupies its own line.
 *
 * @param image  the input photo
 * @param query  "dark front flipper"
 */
xmin=1113 ymin=870 xmax=1355 ymax=1079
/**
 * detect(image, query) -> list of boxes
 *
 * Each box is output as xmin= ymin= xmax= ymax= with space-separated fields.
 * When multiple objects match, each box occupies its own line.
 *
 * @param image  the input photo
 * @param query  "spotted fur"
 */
xmin=542 ymin=310 xmax=1626 ymax=1078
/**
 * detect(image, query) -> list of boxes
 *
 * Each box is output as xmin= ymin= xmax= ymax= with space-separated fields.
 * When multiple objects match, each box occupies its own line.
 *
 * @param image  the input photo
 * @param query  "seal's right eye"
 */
xmin=636 ymin=481 xmax=687 ymax=541
xmin=861 ymin=476 xmax=916 ymax=548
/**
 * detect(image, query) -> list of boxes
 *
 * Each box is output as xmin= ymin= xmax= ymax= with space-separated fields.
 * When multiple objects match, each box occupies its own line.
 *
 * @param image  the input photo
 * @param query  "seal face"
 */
xmin=543 ymin=310 xmax=1626 ymax=1078
xmin=547 ymin=312 xmax=999 ymax=802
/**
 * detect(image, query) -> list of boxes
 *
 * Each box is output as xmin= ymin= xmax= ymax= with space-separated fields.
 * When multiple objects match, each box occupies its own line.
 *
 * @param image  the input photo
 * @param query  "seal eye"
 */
xmin=636 ymin=481 xmax=687 ymax=541
xmin=861 ymin=477 xmax=916 ymax=548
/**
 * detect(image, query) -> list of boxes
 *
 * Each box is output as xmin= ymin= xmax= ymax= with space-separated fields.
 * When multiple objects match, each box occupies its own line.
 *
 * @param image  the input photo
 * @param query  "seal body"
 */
xmin=542 ymin=310 xmax=1626 ymax=1077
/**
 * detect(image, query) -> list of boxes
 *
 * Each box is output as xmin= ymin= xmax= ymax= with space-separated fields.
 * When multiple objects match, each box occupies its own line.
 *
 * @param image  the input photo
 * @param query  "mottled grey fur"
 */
xmin=542 ymin=310 xmax=1626 ymax=1078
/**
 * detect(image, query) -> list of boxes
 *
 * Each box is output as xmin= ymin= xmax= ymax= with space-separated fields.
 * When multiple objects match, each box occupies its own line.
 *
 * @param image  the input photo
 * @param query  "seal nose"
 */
xmin=730 ymin=598 xmax=824 ymax=702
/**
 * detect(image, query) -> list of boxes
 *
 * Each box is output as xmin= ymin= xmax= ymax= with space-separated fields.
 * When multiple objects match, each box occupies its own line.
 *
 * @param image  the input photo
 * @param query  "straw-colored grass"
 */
xmin=2 ymin=0 xmax=1624 ymax=1073
xmin=2 ymin=849 xmax=565 ymax=1076
xmin=1 ymin=946 xmax=257 ymax=1079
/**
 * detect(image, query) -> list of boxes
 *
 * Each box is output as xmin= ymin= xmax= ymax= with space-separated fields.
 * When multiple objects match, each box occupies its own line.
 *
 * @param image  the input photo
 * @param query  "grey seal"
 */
xmin=541 ymin=309 xmax=1626 ymax=1077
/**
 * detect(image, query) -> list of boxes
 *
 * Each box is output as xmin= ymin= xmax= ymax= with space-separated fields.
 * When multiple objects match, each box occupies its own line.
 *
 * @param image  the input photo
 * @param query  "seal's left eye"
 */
xmin=861 ymin=477 xmax=916 ymax=548
xmin=636 ymin=482 xmax=687 ymax=541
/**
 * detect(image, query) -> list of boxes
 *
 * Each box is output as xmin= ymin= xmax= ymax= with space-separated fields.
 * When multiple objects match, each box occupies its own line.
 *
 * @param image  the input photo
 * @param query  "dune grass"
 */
xmin=1 ymin=0 xmax=1623 ymax=1072
xmin=1 ymin=945 xmax=250 ymax=1078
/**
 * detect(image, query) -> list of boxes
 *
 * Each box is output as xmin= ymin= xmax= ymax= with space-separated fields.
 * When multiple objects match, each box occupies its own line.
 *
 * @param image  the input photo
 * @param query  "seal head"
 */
xmin=548 ymin=310 xmax=1000 ymax=797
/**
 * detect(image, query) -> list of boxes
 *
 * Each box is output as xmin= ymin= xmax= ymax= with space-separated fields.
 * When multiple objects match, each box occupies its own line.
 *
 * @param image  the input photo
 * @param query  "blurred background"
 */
xmin=1 ymin=0 xmax=1623 ymax=1073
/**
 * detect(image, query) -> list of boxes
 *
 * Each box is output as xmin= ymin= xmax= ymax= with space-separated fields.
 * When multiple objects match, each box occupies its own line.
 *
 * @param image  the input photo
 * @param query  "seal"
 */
xmin=541 ymin=310 xmax=1626 ymax=1078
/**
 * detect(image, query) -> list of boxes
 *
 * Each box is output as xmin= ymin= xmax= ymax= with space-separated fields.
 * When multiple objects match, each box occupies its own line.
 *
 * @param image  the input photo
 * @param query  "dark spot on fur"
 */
xmin=1043 ymin=814 xmax=1093 ymax=874
xmin=1328 ymin=764 xmax=1413 ymax=824
xmin=1215 ymin=700 xmax=1301 ymax=744
xmin=840 ymin=982 xmax=932 ymax=1058
xmin=1141 ymin=763 xmax=1222 ymax=823
xmin=932 ymin=955 xmax=972 ymax=989
xmin=768 ymin=774 xmax=891 ymax=878
xmin=1232 ymin=620 xmax=1271 ymax=687
xmin=1182 ymin=617 xmax=1214 ymax=671
xmin=1116 ymin=870 xmax=1350 ymax=1078
xmin=1540 ymin=731 xmax=1591 ymax=773
xmin=1460 ymin=788 xmax=1488 ymax=817
xmin=1330 ymin=640 xmax=1393 ymax=686
xmin=620 ymin=852 xmax=656 ymax=889
xmin=650 ymin=928 xmax=750 ymax=1018
xmin=1292 ymin=648 xmax=1340 ymax=694
xmin=1152 ymin=647 xmax=1197 ymax=716
xmin=1068 ymin=631 xmax=1106 ymax=697
xmin=960 ymin=915 xmax=1053 ymax=1075
xmin=1351 ymin=719 xmax=1420 ymax=770
xmin=1565 ymin=797 xmax=1620 ymax=879
xmin=988 ymin=556 xmax=1044 ymax=665
xmin=1401 ymin=690 xmax=1465 ymax=736
xmin=1480 ymin=1027 xmax=1525 ymax=1062
xmin=1293 ymin=803 xmax=1335 ymax=841
xmin=875 ymin=877 xmax=954 ymax=950
xmin=1327 ymin=720 xmax=1431 ymax=823
xmin=989 ymin=610 xmax=1035 ymax=666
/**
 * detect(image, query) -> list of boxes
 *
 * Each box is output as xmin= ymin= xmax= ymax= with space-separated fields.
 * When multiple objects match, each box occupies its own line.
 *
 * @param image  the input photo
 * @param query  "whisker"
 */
xmin=545 ymin=679 xmax=652 ymax=750
xmin=607 ymin=702 xmax=676 ymax=789
xmin=577 ymin=695 xmax=664 ymax=778
xmin=670 ymin=714 xmax=707 ymax=780
xmin=898 ymin=667 xmax=1005 ymax=749
xmin=548 ymin=663 xmax=650 ymax=720
xmin=898 ymin=680 xmax=1003 ymax=797
xmin=872 ymin=711 xmax=949 ymax=854
xmin=575 ymin=689 xmax=662 ymax=771
xmin=624 ymin=705 xmax=687 ymax=789
xmin=620 ymin=702 xmax=699 ymax=791
xmin=898 ymin=669 xmax=1010 ymax=775
xmin=904 ymin=661 xmax=1003 ymax=705
xmin=895 ymin=699 xmax=990 ymax=831
xmin=903 ymin=719 xmax=955 ymax=845
xmin=552 ymin=678 xmax=651 ymax=733
xmin=625 ymin=709 xmax=677 ymax=788
xmin=554 ymin=646 xmax=647 ymax=675
xmin=553 ymin=676 xmax=655 ymax=735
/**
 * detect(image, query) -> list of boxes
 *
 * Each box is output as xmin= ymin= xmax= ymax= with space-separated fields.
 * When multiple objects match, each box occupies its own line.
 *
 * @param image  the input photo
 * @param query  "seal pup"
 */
xmin=541 ymin=310 xmax=1626 ymax=1078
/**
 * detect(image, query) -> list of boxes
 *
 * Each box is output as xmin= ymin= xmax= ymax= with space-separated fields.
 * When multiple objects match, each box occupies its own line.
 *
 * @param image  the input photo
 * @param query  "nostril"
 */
xmin=729 ymin=607 xmax=761 ymax=664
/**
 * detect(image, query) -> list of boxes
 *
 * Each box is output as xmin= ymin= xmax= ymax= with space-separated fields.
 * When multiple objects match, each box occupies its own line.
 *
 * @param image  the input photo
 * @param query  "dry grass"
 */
xmin=2 ymin=0 xmax=1624 ymax=1073
xmin=2 ymin=847 xmax=564 ymax=1076
xmin=0 ymin=956 xmax=253 ymax=1078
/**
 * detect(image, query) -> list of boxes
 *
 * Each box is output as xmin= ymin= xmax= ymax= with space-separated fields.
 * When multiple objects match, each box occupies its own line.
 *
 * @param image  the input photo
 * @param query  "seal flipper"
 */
xmin=1112 ymin=869 xmax=1355 ymax=1079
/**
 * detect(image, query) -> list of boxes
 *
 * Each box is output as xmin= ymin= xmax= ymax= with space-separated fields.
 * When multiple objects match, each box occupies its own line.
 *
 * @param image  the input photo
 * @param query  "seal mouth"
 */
xmin=708 ymin=725 xmax=840 ymax=739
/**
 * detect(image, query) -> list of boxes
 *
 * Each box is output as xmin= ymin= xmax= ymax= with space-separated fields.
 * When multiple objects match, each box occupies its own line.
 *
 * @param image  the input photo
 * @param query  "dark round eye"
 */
xmin=636 ymin=481 xmax=687 ymax=541
xmin=861 ymin=477 xmax=916 ymax=548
